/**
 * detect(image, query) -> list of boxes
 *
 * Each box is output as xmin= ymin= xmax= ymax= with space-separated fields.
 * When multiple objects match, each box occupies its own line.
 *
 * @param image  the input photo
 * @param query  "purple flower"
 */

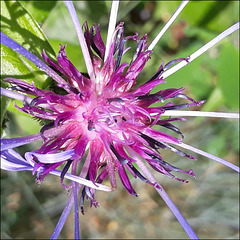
xmin=1 ymin=21 xmax=201 ymax=208
xmin=1 ymin=1 xmax=239 ymax=239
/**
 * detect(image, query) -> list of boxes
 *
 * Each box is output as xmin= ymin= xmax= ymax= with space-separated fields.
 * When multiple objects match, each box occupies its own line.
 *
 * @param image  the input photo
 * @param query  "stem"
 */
xmin=176 ymin=142 xmax=240 ymax=173
xmin=64 ymin=1 xmax=95 ymax=81
xmin=148 ymin=0 xmax=189 ymax=51
xmin=162 ymin=110 xmax=239 ymax=119
xmin=104 ymin=0 xmax=120 ymax=62
xmin=162 ymin=22 xmax=240 ymax=79
xmin=1 ymin=87 xmax=33 ymax=104
xmin=126 ymin=146 xmax=199 ymax=239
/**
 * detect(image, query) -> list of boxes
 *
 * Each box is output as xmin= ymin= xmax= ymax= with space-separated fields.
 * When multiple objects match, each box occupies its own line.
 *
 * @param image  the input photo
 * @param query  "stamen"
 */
xmin=107 ymin=97 xmax=124 ymax=104
xmin=80 ymin=187 xmax=86 ymax=215
xmin=162 ymin=22 xmax=240 ymax=79
xmin=128 ymin=163 xmax=161 ymax=189
xmin=162 ymin=110 xmax=239 ymax=119
xmin=136 ymin=93 xmax=164 ymax=102
xmin=64 ymin=1 xmax=95 ymax=81
xmin=104 ymin=0 xmax=120 ymax=61
xmin=148 ymin=0 xmax=189 ymax=51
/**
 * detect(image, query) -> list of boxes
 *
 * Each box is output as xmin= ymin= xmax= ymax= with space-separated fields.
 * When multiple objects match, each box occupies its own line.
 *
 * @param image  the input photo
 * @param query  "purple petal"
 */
xmin=88 ymin=140 xmax=104 ymax=184
xmin=1 ymin=87 xmax=33 ymax=104
xmin=51 ymin=153 xmax=91 ymax=239
xmin=177 ymin=142 xmax=240 ymax=173
xmin=72 ymin=182 xmax=80 ymax=239
xmin=1 ymin=32 xmax=67 ymax=86
xmin=25 ymin=149 xmax=75 ymax=164
xmin=1 ymin=149 xmax=33 ymax=171
xmin=1 ymin=133 xmax=42 ymax=151
xmin=117 ymin=163 xmax=138 ymax=196
xmin=126 ymin=146 xmax=199 ymax=239
xmin=50 ymin=170 xmax=112 ymax=191
xmin=64 ymin=1 xmax=95 ymax=81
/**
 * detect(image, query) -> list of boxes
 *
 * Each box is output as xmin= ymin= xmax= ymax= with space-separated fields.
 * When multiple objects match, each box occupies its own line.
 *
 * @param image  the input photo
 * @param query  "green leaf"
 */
xmin=1 ymin=0 xmax=56 ymax=132
xmin=19 ymin=1 xmax=57 ymax=26
xmin=0 ymin=85 xmax=11 ymax=136
xmin=217 ymin=43 xmax=239 ymax=109
xmin=1 ymin=0 xmax=55 ymax=85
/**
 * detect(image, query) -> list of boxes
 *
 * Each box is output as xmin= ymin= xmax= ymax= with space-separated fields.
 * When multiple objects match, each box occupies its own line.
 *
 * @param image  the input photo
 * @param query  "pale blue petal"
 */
xmin=1 ymin=149 xmax=33 ymax=171
xmin=25 ymin=149 xmax=75 ymax=164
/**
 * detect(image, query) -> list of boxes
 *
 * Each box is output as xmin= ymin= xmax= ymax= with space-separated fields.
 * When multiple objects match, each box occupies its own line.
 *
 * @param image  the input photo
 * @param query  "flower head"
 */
xmin=3 ymin=21 xmax=205 ymax=208
xmin=1 ymin=1 xmax=239 ymax=239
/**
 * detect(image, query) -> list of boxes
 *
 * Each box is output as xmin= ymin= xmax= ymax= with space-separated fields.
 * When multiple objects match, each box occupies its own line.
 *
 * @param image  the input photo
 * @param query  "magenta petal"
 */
xmin=88 ymin=140 xmax=104 ymax=184
xmin=118 ymin=163 xmax=138 ymax=196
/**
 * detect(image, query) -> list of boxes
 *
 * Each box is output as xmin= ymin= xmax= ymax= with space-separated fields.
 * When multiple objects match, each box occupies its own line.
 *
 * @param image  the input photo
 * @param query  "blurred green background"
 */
xmin=1 ymin=1 xmax=239 ymax=239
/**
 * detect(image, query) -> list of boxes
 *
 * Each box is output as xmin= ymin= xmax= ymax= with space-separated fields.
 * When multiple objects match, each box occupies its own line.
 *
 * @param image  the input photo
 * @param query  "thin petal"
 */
xmin=162 ymin=110 xmax=239 ymax=119
xmin=148 ymin=0 xmax=189 ymax=51
xmin=1 ymin=32 xmax=67 ymax=86
xmin=25 ymin=149 xmax=75 ymax=164
xmin=1 ymin=133 xmax=42 ymax=151
xmin=126 ymin=146 xmax=199 ymax=239
xmin=64 ymin=1 xmax=95 ymax=81
xmin=1 ymin=87 xmax=33 ymax=104
xmin=51 ymin=153 xmax=91 ymax=239
xmin=177 ymin=142 xmax=240 ymax=173
xmin=104 ymin=0 xmax=120 ymax=61
xmin=162 ymin=22 xmax=240 ymax=79
xmin=72 ymin=182 xmax=80 ymax=239
xmin=50 ymin=170 xmax=112 ymax=192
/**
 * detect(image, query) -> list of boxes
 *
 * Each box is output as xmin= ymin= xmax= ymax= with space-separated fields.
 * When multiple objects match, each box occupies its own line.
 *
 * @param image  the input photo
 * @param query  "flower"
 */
xmin=1 ymin=1 xmax=239 ymax=239
xmin=3 ymin=22 xmax=204 ymax=202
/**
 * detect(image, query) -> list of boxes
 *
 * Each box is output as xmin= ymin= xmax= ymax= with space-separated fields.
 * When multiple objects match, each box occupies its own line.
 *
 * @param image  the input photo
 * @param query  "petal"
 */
xmin=117 ymin=163 xmax=138 ymax=196
xmin=1 ymin=149 xmax=33 ymax=171
xmin=25 ymin=149 xmax=75 ymax=164
xmin=1 ymin=32 xmax=67 ymax=86
xmin=88 ymin=140 xmax=104 ymax=184
xmin=1 ymin=133 xmax=42 ymax=151
xmin=50 ymin=170 xmax=112 ymax=192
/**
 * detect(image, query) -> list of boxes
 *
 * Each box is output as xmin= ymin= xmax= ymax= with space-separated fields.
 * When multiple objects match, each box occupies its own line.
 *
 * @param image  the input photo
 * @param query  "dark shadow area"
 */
xmin=198 ymin=1 xmax=230 ymax=28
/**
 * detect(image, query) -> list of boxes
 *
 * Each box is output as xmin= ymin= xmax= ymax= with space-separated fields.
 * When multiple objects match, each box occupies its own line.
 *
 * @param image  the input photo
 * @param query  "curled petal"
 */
xmin=25 ymin=149 xmax=75 ymax=164
xmin=1 ymin=149 xmax=33 ymax=171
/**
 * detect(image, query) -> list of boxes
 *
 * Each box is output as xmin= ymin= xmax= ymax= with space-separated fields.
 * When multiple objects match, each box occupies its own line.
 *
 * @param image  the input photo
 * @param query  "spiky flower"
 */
xmin=2 ymin=20 xmax=204 ymax=209
xmin=1 ymin=1 xmax=239 ymax=239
